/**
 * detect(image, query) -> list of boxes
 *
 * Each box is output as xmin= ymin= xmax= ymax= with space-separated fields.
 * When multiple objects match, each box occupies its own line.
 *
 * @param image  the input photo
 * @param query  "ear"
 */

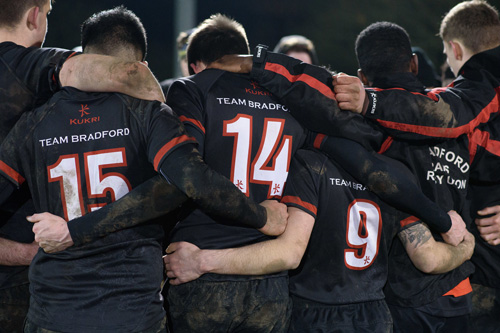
xmin=357 ymin=69 xmax=370 ymax=86
xmin=189 ymin=62 xmax=197 ymax=75
xmin=449 ymin=41 xmax=463 ymax=61
xmin=410 ymin=53 xmax=419 ymax=76
xmin=26 ymin=6 xmax=40 ymax=31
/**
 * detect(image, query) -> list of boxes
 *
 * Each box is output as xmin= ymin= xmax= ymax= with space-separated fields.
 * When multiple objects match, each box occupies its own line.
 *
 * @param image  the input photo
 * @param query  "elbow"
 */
xmin=411 ymin=250 xmax=444 ymax=274
xmin=285 ymin=249 xmax=305 ymax=270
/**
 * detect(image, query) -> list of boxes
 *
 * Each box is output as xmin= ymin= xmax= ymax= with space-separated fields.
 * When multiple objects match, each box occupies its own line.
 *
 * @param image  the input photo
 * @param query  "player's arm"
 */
xmin=165 ymin=206 xmax=314 ymax=285
xmin=157 ymin=144 xmax=287 ymax=236
xmin=334 ymin=73 xmax=497 ymax=140
xmin=0 ymin=237 xmax=38 ymax=266
xmin=59 ymin=54 xmax=165 ymax=102
xmin=318 ymin=136 xmax=466 ymax=245
xmin=399 ymin=211 xmax=475 ymax=274
xmin=210 ymin=46 xmax=383 ymax=150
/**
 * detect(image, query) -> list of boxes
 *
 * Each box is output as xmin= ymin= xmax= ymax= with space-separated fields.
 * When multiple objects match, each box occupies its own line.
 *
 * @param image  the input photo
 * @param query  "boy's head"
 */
xmin=355 ymin=21 xmax=415 ymax=85
xmin=0 ymin=0 xmax=52 ymax=47
xmin=81 ymin=6 xmax=147 ymax=62
xmin=187 ymin=14 xmax=250 ymax=75
xmin=440 ymin=1 xmax=500 ymax=75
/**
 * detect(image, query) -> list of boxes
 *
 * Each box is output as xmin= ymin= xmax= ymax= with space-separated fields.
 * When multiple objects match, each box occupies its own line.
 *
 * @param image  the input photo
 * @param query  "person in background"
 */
xmin=273 ymin=34 xmax=319 ymax=65
xmin=160 ymin=28 xmax=194 ymax=96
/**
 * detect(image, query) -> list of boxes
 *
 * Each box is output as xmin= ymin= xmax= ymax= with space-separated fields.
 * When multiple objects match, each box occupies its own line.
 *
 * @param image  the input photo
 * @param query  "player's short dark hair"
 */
xmin=81 ymin=6 xmax=147 ymax=61
xmin=187 ymin=13 xmax=250 ymax=75
xmin=440 ymin=0 xmax=500 ymax=53
xmin=355 ymin=21 xmax=413 ymax=83
xmin=0 ymin=0 xmax=51 ymax=28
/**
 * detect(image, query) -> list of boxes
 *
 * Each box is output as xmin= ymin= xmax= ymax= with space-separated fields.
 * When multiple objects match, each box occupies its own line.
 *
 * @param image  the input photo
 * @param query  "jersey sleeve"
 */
xmin=281 ymin=149 xmax=324 ymax=219
xmin=0 ymin=113 xmax=30 ymax=189
xmin=11 ymin=46 xmax=76 ymax=106
xmin=250 ymin=45 xmax=385 ymax=151
xmin=318 ymin=136 xmax=452 ymax=233
xmin=142 ymin=102 xmax=198 ymax=171
xmin=363 ymin=71 xmax=499 ymax=140
xmin=166 ymin=78 xmax=207 ymax=154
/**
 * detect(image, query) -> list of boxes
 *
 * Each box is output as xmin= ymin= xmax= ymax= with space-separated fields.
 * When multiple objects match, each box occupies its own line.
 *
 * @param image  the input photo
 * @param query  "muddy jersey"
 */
xmin=0 ymin=42 xmax=74 ymax=289
xmin=0 ymin=87 xmax=195 ymax=332
xmin=282 ymin=149 xmax=410 ymax=305
xmin=359 ymin=47 xmax=500 ymax=291
xmin=167 ymin=69 xmax=308 ymax=280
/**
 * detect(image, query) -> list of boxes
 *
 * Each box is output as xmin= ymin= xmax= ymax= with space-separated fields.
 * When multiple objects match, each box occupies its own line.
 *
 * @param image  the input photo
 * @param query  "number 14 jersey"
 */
xmin=167 ymin=69 xmax=308 ymax=256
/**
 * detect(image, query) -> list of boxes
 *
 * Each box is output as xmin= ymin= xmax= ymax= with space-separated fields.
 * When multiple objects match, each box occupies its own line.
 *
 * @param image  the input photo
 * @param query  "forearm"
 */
xmin=159 ymin=145 xmax=267 ymax=229
xmin=0 ymin=238 xmax=38 ymax=266
xmin=321 ymin=136 xmax=452 ymax=233
xmin=200 ymin=240 xmax=298 ymax=276
xmin=251 ymin=47 xmax=383 ymax=150
xmin=60 ymin=54 xmax=165 ymax=102
xmin=401 ymin=223 xmax=473 ymax=274
xmin=68 ymin=175 xmax=187 ymax=246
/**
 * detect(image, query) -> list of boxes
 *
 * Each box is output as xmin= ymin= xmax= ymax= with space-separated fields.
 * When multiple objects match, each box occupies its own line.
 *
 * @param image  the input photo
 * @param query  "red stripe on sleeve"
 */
xmin=0 ymin=161 xmax=24 ymax=185
xmin=153 ymin=135 xmax=196 ymax=171
xmin=178 ymin=116 xmax=205 ymax=134
xmin=264 ymin=63 xmax=336 ymax=100
xmin=375 ymin=87 xmax=500 ymax=138
xmin=400 ymin=216 xmax=420 ymax=228
xmin=377 ymin=136 xmax=393 ymax=154
xmin=469 ymin=129 xmax=500 ymax=158
xmin=313 ymin=133 xmax=326 ymax=149
xmin=281 ymin=195 xmax=317 ymax=216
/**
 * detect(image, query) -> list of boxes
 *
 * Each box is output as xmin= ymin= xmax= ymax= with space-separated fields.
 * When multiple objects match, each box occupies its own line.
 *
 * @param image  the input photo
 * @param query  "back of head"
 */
xmin=273 ymin=35 xmax=319 ymax=65
xmin=0 ymin=0 xmax=49 ymax=29
xmin=355 ymin=21 xmax=413 ymax=83
xmin=81 ymin=6 xmax=147 ymax=62
xmin=440 ymin=0 xmax=500 ymax=53
xmin=187 ymin=13 xmax=250 ymax=75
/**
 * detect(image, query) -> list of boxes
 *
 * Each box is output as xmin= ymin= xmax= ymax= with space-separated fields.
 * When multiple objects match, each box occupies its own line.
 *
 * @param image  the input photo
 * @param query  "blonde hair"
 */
xmin=439 ymin=0 xmax=500 ymax=53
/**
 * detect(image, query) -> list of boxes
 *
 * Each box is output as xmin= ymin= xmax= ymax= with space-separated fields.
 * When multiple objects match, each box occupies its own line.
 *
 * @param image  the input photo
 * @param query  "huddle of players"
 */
xmin=0 ymin=0 xmax=499 ymax=332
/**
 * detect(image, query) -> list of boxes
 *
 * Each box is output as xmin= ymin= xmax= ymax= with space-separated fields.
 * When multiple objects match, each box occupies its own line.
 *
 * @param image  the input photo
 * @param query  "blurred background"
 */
xmin=45 ymin=0 xmax=500 ymax=83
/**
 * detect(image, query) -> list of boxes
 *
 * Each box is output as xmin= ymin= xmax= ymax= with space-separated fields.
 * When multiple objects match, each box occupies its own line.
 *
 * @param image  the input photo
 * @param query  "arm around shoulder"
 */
xmin=59 ymin=54 xmax=165 ymax=102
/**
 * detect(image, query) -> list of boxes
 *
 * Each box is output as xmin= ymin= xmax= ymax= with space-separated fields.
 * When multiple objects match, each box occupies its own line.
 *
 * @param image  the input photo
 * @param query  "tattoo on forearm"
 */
xmin=400 ymin=225 xmax=432 ymax=249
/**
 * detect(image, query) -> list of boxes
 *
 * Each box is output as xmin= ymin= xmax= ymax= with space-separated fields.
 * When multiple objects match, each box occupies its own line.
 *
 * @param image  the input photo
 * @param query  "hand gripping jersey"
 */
xmin=0 ymin=87 xmax=195 ymax=332
xmin=0 ymin=42 xmax=74 ymax=290
xmin=282 ymin=149 xmax=411 ymax=305
xmin=167 ymin=69 xmax=308 ymax=280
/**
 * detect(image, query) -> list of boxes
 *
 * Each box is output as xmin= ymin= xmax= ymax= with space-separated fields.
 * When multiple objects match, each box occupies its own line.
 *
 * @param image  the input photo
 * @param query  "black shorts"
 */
xmin=23 ymin=316 xmax=168 ymax=333
xmin=288 ymin=296 xmax=393 ymax=333
xmin=0 ymin=283 xmax=30 ymax=333
xmin=167 ymin=276 xmax=291 ymax=332
xmin=471 ymin=284 xmax=500 ymax=332
xmin=389 ymin=303 xmax=471 ymax=333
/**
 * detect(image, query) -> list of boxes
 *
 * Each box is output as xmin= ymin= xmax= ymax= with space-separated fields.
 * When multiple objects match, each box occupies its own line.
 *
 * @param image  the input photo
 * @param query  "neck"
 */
xmin=0 ymin=28 xmax=35 ymax=48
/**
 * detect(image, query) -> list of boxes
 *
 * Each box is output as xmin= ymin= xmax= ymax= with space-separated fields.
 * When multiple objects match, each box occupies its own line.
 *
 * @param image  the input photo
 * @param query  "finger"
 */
xmin=169 ymin=278 xmax=181 ymax=286
xmin=475 ymin=218 xmax=494 ymax=227
xmin=26 ymin=215 xmax=41 ymax=223
xmin=166 ymin=270 xmax=177 ymax=279
xmin=488 ymin=238 xmax=500 ymax=246
xmin=477 ymin=205 xmax=500 ymax=216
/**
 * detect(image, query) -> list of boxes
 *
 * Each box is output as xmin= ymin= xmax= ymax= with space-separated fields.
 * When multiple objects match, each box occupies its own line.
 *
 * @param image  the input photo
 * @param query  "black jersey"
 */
xmin=0 ymin=87 xmax=195 ymax=332
xmin=282 ymin=149 xmax=410 ymax=305
xmin=167 ymin=69 xmax=308 ymax=279
xmin=358 ymin=47 xmax=500 ymax=291
xmin=0 ymin=42 xmax=74 ymax=289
